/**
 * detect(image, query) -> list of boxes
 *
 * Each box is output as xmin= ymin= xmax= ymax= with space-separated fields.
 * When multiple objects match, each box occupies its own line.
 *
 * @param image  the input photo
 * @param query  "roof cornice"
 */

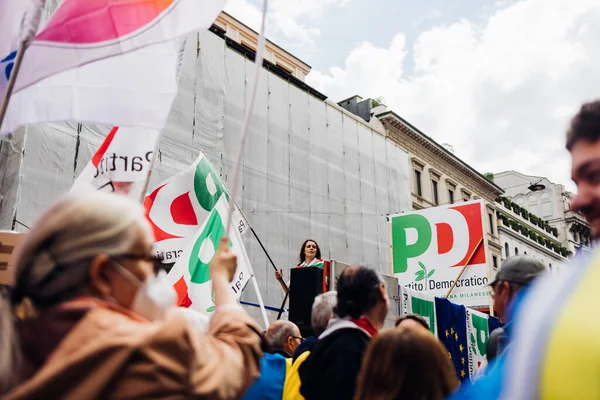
xmin=377 ymin=111 xmax=505 ymax=198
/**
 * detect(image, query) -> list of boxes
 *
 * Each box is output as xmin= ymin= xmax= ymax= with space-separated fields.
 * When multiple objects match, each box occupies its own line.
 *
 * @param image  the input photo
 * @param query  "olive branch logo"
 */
xmin=415 ymin=261 xmax=435 ymax=282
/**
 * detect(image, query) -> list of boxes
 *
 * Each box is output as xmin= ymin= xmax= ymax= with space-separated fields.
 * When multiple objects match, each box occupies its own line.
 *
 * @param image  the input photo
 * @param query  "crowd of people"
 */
xmin=0 ymin=100 xmax=598 ymax=399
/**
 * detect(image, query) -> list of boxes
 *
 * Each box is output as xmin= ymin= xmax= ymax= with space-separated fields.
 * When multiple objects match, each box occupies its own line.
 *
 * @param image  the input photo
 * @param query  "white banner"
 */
xmin=70 ymin=127 xmax=158 ymax=200
xmin=391 ymin=200 xmax=490 ymax=307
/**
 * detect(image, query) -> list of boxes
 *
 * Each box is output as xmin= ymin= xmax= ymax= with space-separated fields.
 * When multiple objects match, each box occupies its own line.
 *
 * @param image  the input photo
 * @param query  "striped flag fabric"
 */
xmin=70 ymin=126 xmax=159 ymax=199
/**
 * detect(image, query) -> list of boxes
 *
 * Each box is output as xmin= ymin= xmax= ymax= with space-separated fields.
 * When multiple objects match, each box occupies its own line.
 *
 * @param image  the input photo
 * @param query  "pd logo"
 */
xmin=391 ymin=201 xmax=486 ymax=282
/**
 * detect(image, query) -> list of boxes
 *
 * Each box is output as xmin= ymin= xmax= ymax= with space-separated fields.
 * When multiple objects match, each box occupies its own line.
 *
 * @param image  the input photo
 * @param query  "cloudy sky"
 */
xmin=225 ymin=0 xmax=600 ymax=192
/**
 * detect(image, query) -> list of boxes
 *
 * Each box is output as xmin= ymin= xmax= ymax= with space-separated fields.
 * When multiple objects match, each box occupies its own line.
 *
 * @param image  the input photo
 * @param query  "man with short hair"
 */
xmin=567 ymin=100 xmax=600 ymax=240
xmin=243 ymin=321 xmax=301 ymax=400
xmin=299 ymin=266 xmax=389 ymax=400
xmin=266 ymin=320 xmax=302 ymax=358
xmin=292 ymin=291 xmax=337 ymax=362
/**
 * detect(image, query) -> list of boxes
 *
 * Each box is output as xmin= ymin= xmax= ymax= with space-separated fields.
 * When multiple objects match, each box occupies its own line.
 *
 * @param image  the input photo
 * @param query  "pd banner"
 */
xmin=390 ymin=200 xmax=489 ymax=307
xmin=400 ymin=286 xmax=437 ymax=336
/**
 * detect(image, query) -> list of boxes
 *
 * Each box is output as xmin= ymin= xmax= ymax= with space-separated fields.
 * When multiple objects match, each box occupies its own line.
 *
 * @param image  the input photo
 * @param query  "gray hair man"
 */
xmin=265 ymin=320 xmax=302 ymax=358
xmin=291 ymin=291 xmax=338 ymax=362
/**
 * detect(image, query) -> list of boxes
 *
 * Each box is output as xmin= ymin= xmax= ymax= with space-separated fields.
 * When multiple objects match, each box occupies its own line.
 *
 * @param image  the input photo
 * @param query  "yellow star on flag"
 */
xmin=451 ymin=327 xmax=454 ymax=334
xmin=461 ymin=357 xmax=465 ymax=365
xmin=454 ymin=333 xmax=459 ymax=341
xmin=459 ymin=344 xmax=464 ymax=352
xmin=445 ymin=329 xmax=449 ymax=337
xmin=460 ymin=370 xmax=465 ymax=378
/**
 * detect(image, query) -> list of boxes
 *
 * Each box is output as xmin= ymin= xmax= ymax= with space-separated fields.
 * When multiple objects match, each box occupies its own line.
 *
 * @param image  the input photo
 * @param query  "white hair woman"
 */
xmin=0 ymin=192 xmax=262 ymax=399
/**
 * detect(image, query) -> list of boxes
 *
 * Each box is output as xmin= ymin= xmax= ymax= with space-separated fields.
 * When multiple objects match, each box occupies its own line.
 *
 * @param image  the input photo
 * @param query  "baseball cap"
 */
xmin=490 ymin=255 xmax=546 ymax=287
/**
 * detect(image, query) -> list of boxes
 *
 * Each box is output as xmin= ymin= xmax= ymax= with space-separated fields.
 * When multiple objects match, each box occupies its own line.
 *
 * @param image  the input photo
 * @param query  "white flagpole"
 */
xmin=251 ymin=275 xmax=270 ymax=329
xmin=224 ymin=0 xmax=268 ymax=238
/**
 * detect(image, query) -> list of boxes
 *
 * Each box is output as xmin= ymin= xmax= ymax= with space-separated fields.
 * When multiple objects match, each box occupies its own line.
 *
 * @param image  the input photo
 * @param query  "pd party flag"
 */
xmin=144 ymin=152 xmax=249 ymax=269
xmin=435 ymin=297 xmax=470 ymax=381
xmin=70 ymin=126 xmax=159 ymax=200
xmin=0 ymin=0 xmax=225 ymax=134
xmin=400 ymin=286 xmax=437 ymax=336
xmin=466 ymin=308 xmax=490 ymax=378
xmin=167 ymin=193 xmax=252 ymax=313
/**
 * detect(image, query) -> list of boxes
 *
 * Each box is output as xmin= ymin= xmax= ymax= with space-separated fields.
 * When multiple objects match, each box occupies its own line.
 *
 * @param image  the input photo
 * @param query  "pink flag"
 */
xmin=0 ymin=0 xmax=225 ymax=134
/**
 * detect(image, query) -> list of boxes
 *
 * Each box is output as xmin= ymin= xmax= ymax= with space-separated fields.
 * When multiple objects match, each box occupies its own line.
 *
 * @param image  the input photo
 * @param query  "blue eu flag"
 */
xmin=435 ymin=297 xmax=469 ymax=381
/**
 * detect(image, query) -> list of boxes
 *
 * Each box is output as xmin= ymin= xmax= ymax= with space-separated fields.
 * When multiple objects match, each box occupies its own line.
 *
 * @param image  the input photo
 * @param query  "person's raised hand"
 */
xmin=210 ymin=237 xmax=237 ymax=282
xmin=275 ymin=269 xmax=283 ymax=280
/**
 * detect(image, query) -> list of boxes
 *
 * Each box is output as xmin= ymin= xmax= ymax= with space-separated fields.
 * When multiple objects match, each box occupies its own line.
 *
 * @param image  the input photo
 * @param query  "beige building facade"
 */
xmin=368 ymin=108 xmax=504 ymax=311
xmin=213 ymin=12 xmax=311 ymax=82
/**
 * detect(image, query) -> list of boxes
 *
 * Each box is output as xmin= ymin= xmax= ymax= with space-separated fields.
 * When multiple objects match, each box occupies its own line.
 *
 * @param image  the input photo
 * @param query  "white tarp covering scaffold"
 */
xmin=0 ymin=28 xmax=412 ymax=311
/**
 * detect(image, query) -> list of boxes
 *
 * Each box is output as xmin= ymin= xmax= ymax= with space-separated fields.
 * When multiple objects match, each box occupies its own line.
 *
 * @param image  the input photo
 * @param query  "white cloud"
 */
xmin=307 ymin=0 xmax=600 ymax=191
xmin=225 ymin=0 xmax=349 ymax=53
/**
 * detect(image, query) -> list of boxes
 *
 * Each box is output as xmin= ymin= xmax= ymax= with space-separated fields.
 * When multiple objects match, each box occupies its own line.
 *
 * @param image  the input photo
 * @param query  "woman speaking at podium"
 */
xmin=275 ymin=239 xmax=323 ymax=293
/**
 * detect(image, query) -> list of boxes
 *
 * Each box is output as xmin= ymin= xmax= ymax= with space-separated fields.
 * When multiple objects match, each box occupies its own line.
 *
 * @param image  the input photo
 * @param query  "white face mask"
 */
xmin=113 ymin=263 xmax=177 ymax=321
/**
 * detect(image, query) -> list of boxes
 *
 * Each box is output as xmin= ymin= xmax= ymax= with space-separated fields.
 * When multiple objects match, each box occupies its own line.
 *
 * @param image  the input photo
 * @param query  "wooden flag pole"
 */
xmin=445 ymin=237 xmax=484 ymax=298
xmin=0 ymin=40 xmax=27 ymax=131
xmin=0 ymin=0 xmax=46 ymax=132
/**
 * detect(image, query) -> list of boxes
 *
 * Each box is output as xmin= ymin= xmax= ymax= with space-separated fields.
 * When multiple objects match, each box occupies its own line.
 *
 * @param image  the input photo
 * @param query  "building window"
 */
xmin=493 ymin=256 xmax=498 ymax=270
xmin=515 ymin=247 xmax=519 ymax=255
xmin=461 ymin=189 xmax=471 ymax=202
xmin=446 ymin=181 xmax=457 ymax=204
xmin=524 ymin=251 xmax=527 ymax=255
xmin=549 ymin=263 xmax=552 ymax=270
xmin=488 ymin=213 xmax=494 ymax=235
xmin=414 ymin=169 xmax=422 ymax=197
xmin=505 ymin=243 xmax=510 ymax=258
xmin=432 ymin=180 xmax=439 ymax=205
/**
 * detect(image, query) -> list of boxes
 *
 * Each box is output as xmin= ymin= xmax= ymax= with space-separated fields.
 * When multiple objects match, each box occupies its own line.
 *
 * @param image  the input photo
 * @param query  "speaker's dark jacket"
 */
xmin=298 ymin=320 xmax=370 ymax=400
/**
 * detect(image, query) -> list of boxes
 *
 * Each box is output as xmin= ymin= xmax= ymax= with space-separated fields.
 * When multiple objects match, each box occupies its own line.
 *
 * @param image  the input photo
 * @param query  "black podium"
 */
xmin=289 ymin=267 xmax=324 ymax=337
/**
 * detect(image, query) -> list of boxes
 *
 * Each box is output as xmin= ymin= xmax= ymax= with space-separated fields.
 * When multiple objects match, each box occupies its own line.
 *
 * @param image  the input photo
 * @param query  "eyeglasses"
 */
xmin=291 ymin=336 xmax=304 ymax=342
xmin=111 ymin=253 xmax=166 ymax=274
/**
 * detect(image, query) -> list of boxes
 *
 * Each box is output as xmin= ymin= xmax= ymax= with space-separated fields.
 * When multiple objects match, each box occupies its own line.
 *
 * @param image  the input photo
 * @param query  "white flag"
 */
xmin=167 ymin=194 xmax=252 ymax=314
xmin=0 ymin=0 xmax=225 ymax=134
xmin=70 ymin=126 xmax=159 ymax=199
xmin=144 ymin=152 xmax=249 ymax=268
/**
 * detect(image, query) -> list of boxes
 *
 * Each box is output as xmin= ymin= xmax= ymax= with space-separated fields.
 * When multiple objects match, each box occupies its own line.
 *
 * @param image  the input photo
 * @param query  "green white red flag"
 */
xmin=144 ymin=153 xmax=252 ymax=312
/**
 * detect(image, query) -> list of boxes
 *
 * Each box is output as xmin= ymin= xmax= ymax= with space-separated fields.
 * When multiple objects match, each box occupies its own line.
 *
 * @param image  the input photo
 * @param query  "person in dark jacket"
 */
xmin=292 ymin=290 xmax=337 ymax=362
xmin=299 ymin=265 xmax=389 ymax=400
